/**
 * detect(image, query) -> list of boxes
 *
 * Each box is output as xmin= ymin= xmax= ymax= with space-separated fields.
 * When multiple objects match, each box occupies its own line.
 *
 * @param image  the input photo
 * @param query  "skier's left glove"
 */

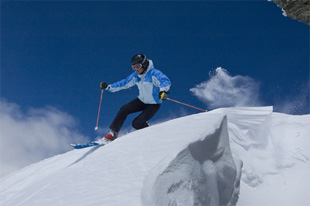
xmin=159 ymin=91 xmax=168 ymax=101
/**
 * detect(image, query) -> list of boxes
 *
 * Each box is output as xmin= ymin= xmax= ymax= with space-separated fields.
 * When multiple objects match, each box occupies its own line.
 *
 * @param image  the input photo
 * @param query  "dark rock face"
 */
xmin=272 ymin=0 xmax=310 ymax=25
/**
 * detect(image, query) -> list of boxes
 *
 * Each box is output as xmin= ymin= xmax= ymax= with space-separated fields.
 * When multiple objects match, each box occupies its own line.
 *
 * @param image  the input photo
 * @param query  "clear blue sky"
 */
xmin=1 ymin=1 xmax=309 ymax=137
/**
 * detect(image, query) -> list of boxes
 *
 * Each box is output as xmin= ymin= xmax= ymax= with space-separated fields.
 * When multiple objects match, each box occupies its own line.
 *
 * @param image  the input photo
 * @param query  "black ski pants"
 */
xmin=110 ymin=98 xmax=161 ymax=133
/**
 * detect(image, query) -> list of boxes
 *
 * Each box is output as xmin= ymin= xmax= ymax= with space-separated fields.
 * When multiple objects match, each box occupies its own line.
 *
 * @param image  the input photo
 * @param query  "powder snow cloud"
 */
xmin=190 ymin=67 xmax=309 ymax=115
xmin=190 ymin=67 xmax=262 ymax=109
xmin=0 ymin=99 xmax=87 ymax=177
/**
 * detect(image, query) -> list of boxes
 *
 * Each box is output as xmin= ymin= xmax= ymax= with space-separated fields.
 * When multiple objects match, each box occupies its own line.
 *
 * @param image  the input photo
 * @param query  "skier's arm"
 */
xmin=152 ymin=69 xmax=171 ymax=92
xmin=105 ymin=72 xmax=137 ymax=92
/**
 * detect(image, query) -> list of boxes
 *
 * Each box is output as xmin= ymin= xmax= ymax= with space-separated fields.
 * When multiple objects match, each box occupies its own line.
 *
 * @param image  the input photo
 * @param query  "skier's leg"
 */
xmin=132 ymin=103 xmax=161 ymax=130
xmin=109 ymin=98 xmax=145 ymax=132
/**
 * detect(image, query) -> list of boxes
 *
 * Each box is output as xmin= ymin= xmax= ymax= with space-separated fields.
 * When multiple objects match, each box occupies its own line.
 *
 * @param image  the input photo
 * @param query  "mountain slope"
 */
xmin=0 ymin=107 xmax=309 ymax=206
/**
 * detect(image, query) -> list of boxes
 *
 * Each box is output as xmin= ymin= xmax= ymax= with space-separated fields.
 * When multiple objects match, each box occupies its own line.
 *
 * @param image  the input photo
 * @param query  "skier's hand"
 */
xmin=100 ymin=82 xmax=108 ymax=90
xmin=159 ymin=91 xmax=168 ymax=101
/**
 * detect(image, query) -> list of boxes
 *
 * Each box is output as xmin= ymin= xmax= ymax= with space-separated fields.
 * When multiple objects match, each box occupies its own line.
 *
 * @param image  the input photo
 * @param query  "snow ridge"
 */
xmin=142 ymin=116 xmax=242 ymax=206
xmin=0 ymin=107 xmax=309 ymax=206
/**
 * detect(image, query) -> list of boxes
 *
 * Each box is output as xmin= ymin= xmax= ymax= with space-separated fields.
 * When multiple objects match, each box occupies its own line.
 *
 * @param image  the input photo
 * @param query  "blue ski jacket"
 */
xmin=106 ymin=60 xmax=171 ymax=104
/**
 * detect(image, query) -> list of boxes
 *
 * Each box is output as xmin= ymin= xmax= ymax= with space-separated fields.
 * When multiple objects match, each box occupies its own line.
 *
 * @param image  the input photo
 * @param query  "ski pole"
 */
xmin=95 ymin=90 xmax=104 ymax=130
xmin=167 ymin=98 xmax=207 ymax=112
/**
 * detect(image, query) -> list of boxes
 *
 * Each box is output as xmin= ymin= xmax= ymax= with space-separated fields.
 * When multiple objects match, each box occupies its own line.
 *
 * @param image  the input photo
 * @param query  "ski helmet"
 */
xmin=131 ymin=54 xmax=149 ymax=70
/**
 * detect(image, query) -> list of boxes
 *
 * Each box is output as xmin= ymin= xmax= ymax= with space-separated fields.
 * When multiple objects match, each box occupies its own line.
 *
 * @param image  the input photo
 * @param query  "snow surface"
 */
xmin=0 ymin=107 xmax=309 ymax=206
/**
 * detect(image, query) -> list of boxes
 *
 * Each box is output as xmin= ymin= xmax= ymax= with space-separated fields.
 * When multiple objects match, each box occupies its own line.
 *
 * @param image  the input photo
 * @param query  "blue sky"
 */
xmin=1 ymin=0 xmax=309 ymax=141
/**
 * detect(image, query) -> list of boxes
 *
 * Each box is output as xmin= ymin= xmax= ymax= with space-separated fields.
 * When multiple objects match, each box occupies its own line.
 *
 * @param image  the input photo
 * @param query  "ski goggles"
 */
xmin=132 ymin=63 xmax=143 ymax=71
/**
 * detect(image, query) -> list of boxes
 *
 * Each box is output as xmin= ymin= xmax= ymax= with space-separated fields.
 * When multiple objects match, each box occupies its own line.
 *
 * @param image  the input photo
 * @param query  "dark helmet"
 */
xmin=131 ymin=54 xmax=149 ymax=70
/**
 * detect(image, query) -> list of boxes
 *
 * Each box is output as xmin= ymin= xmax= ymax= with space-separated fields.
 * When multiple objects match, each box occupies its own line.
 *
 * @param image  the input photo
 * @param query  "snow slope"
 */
xmin=0 ymin=107 xmax=309 ymax=206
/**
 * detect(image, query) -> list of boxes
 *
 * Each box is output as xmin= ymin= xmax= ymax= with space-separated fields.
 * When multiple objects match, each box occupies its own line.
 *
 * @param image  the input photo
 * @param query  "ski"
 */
xmin=70 ymin=141 xmax=107 ymax=149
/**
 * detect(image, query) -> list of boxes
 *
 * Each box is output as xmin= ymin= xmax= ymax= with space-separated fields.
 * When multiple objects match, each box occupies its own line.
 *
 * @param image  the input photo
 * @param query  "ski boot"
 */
xmin=104 ymin=130 xmax=118 ymax=141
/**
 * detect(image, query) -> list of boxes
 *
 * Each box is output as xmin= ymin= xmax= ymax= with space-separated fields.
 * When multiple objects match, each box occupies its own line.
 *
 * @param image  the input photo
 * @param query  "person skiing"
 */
xmin=99 ymin=54 xmax=171 ymax=142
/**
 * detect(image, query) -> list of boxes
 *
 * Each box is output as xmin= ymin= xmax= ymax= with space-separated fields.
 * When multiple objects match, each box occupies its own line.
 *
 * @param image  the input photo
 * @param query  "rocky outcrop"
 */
xmin=272 ymin=0 xmax=310 ymax=25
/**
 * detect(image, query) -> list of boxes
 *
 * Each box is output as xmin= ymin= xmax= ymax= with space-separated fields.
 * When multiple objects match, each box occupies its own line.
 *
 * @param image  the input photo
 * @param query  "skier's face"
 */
xmin=135 ymin=67 xmax=145 ymax=74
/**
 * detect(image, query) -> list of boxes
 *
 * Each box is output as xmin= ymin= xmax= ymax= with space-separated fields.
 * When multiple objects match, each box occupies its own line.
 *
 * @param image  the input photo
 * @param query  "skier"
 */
xmin=99 ymin=54 xmax=171 ymax=142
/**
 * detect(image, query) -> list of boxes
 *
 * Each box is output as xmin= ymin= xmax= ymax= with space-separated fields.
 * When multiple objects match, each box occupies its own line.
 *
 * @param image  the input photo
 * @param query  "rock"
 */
xmin=272 ymin=0 xmax=310 ymax=25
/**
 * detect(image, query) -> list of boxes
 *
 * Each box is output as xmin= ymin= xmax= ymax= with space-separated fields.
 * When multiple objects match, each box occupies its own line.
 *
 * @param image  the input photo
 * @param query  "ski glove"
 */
xmin=100 ymin=82 xmax=108 ymax=90
xmin=159 ymin=91 xmax=168 ymax=101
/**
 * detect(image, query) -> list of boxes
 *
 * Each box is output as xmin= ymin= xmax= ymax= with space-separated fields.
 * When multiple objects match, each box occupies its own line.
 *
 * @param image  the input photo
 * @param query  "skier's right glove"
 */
xmin=100 ymin=82 xmax=108 ymax=90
